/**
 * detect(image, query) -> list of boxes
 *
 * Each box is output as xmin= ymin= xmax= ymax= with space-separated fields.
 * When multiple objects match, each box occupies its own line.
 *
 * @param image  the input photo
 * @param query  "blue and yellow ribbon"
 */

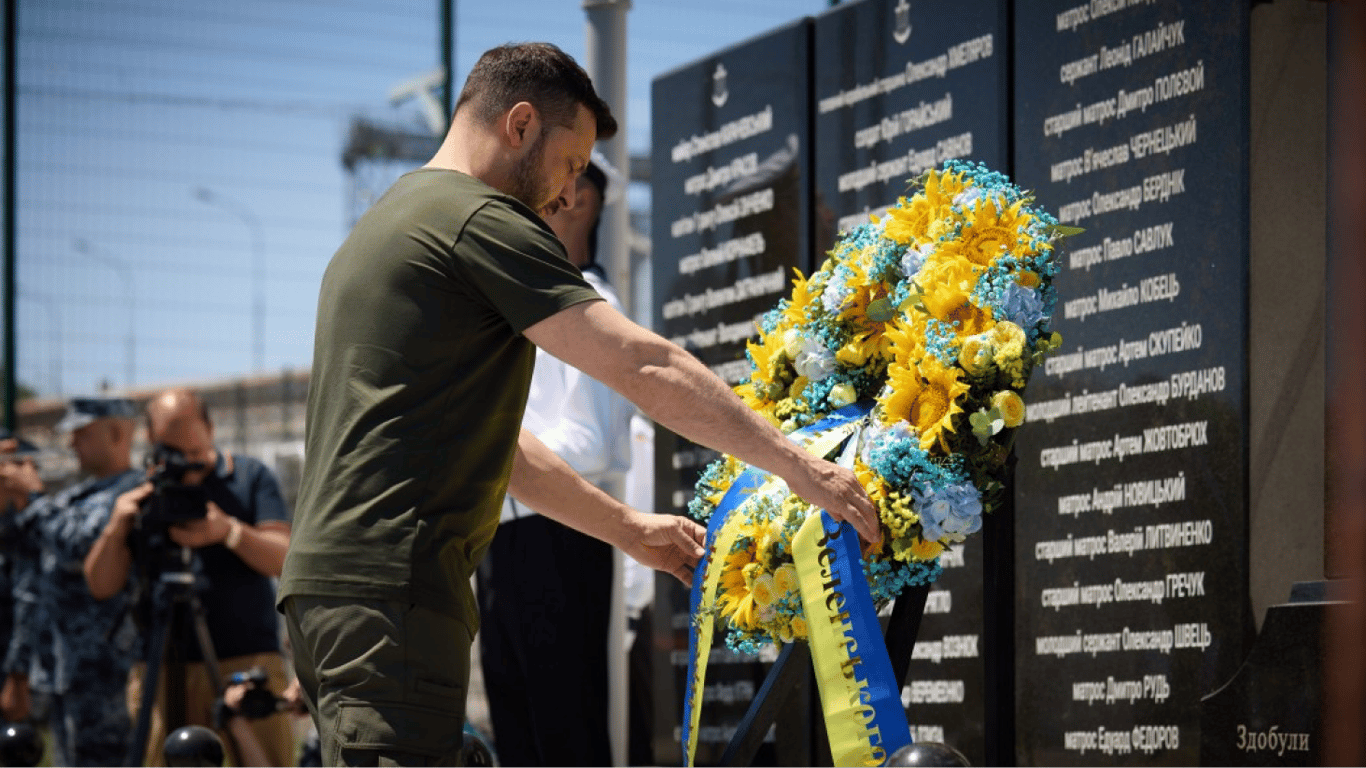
xmin=682 ymin=403 xmax=910 ymax=766
xmin=792 ymin=509 xmax=913 ymax=765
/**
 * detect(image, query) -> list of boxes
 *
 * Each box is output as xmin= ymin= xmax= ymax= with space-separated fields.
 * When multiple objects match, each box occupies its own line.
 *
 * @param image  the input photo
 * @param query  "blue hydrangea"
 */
xmin=999 ymin=282 xmax=1047 ymax=330
xmin=912 ymin=482 xmax=983 ymax=541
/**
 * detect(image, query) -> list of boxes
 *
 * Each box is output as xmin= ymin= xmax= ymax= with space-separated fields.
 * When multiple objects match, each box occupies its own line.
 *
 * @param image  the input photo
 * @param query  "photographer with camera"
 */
xmin=0 ymin=431 xmax=43 ymax=725
xmin=84 ymin=388 xmax=294 ymax=766
xmin=0 ymin=398 xmax=143 ymax=766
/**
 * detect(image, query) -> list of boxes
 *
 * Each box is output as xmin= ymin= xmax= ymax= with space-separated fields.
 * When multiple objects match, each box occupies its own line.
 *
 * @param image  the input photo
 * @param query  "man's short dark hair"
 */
xmin=456 ymin=42 xmax=618 ymax=140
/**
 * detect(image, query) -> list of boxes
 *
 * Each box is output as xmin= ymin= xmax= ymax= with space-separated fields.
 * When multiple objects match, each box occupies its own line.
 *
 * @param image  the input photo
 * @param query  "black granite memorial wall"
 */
xmin=649 ymin=20 xmax=813 ymax=765
xmin=1011 ymin=1 xmax=1252 ymax=764
xmin=649 ymin=2 xmax=1260 ymax=764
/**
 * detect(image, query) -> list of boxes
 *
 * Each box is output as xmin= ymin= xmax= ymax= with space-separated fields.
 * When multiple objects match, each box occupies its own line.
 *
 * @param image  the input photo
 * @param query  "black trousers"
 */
xmin=476 ymin=512 xmax=613 ymax=766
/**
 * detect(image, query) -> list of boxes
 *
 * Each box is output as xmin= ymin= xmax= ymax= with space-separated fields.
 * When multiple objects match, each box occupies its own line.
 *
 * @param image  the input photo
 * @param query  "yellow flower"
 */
xmin=908 ymin=537 xmax=946 ymax=561
xmin=744 ymin=330 xmax=791 ymax=402
xmin=781 ymin=269 xmax=817 ymax=327
xmin=877 ymin=362 xmax=926 ymax=427
xmin=991 ymin=320 xmax=1026 ymax=351
xmin=778 ymin=621 xmax=795 ymax=644
xmin=731 ymin=594 xmax=757 ymax=629
xmin=836 ymin=340 xmax=870 ymax=367
xmin=908 ymin=357 xmax=972 ymax=453
xmin=991 ymin=322 xmax=1027 ymax=385
xmin=958 ymin=334 xmax=994 ymax=377
xmin=883 ymin=319 xmax=925 ymax=369
xmin=782 ymin=328 xmax=804 ymax=359
xmin=943 ymin=196 xmax=1034 ymax=268
xmin=992 ymin=390 xmax=1025 ymax=428
xmin=828 ymin=382 xmax=857 ymax=408
xmin=751 ymin=574 xmax=778 ymax=607
xmin=916 ymin=260 xmax=993 ymax=338
xmin=790 ymin=615 xmax=809 ymax=640
xmin=1016 ymin=269 xmax=1041 ymax=289
xmin=774 ymin=563 xmax=799 ymax=596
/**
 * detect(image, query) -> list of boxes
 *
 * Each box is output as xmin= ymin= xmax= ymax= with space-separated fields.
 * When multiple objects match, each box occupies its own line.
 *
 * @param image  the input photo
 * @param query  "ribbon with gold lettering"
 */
xmin=682 ymin=410 xmax=865 ymax=764
xmin=682 ymin=404 xmax=878 ymax=766
xmin=792 ymin=506 xmax=913 ymax=766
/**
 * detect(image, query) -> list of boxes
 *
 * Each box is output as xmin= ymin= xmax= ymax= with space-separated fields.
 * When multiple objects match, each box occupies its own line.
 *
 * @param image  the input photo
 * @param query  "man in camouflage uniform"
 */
xmin=1 ymin=397 xmax=143 ymax=766
xmin=0 ymin=431 xmax=43 ymax=718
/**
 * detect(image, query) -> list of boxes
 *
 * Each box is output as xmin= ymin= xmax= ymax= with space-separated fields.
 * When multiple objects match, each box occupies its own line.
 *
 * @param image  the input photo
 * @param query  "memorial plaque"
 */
xmin=1012 ymin=1 xmax=1251 ymax=764
xmin=811 ymin=1 xmax=1008 ymax=764
xmin=649 ymin=20 xmax=813 ymax=766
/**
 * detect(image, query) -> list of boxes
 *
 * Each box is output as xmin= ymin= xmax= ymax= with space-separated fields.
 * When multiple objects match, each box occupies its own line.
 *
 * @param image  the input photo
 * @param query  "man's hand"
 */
xmin=108 ymin=483 xmax=153 ymax=536
xmin=0 ymin=438 xmax=42 ymax=510
xmin=783 ymin=456 xmax=882 ymax=546
xmin=619 ymin=513 xmax=706 ymax=586
xmin=168 ymin=500 xmax=233 ymax=549
xmin=0 ymin=673 xmax=30 ymax=722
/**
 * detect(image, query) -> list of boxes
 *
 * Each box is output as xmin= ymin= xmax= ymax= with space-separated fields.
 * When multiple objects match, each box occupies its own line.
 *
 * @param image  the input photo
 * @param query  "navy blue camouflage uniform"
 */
xmin=3 ymin=468 xmax=144 ymax=767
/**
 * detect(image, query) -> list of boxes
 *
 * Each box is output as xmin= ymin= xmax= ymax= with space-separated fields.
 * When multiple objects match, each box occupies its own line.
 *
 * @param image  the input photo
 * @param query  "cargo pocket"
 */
xmin=333 ymin=700 xmax=463 ymax=767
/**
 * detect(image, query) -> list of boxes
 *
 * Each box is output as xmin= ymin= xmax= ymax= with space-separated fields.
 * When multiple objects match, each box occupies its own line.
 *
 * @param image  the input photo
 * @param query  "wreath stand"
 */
xmin=715 ymin=584 xmax=932 ymax=765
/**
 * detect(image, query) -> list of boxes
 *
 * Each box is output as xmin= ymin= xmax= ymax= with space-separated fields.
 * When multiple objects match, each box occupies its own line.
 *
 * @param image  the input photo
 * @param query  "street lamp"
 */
xmin=72 ymin=238 xmax=136 ymax=391
xmin=194 ymin=187 xmax=265 ymax=372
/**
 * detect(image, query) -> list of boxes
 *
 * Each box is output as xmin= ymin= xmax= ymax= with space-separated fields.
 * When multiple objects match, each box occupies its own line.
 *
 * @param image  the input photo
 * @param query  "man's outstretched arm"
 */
xmin=509 ymin=427 xmax=704 ymax=584
xmin=524 ymin=300 xmax=881 ymax=544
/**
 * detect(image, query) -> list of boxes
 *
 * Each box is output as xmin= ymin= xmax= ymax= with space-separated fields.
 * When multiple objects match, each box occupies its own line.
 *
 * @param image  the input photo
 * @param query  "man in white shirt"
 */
xmin=475 ymin=157 xmax=634 ymax=766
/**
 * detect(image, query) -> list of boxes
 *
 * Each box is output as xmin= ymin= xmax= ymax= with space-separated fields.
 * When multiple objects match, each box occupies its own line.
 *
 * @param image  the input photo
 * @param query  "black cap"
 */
xmin=54 ymin=396 xmax=138 ymax=434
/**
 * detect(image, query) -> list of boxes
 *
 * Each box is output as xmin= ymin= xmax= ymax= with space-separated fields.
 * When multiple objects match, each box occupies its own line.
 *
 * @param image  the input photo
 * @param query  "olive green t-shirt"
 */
xmin=278 ymin=168 xmax=601 ymax=630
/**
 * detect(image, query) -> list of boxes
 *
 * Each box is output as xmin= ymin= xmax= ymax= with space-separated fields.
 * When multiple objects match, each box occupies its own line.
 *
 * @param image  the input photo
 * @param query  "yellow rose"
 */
xmin=992 ymin=390 xmax=1025 ymax=428
xmin=791 ymin=615 xmax=809 ymax=640
xmin=828 ymin=382 xmax=857 ymax=408
xmin=774 ymin=563 xmax=799 ymax=596
xmin=958 ymin=334 xmax=994 ymax=377
xmin=751 ymin=574 xmax=778 ymax=607
xmin=991 ymin=320 xmax=1025 ymax=349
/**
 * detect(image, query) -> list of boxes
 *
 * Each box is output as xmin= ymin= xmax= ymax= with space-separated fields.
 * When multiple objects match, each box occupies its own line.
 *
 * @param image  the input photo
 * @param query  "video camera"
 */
xmin=139 ymin=443 xmax=208 ymax=527
xmin=213 ymin=667 xmax=287 ymax=728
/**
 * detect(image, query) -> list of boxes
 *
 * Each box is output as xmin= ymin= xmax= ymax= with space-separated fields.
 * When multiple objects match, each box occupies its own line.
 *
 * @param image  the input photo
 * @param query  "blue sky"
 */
xmin=10 ymin=0 xmax=831 ymax=398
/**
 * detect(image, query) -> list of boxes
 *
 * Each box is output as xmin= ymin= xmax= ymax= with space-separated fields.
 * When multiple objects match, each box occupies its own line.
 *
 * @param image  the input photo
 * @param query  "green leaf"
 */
xmin=867 ymin=297 xmax=895 ymax=323
xmin=1046 ymin=224 xmax=1086 ymax=238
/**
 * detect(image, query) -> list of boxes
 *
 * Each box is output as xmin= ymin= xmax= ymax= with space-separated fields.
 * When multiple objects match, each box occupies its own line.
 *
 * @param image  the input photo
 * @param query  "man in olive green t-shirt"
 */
xmin=279 ymin=42 xmax=881 ymax=766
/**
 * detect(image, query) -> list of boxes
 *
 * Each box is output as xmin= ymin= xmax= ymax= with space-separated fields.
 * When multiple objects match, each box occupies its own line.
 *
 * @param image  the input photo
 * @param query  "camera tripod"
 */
xmin=123 ymin=543 xmax=243 ymax=767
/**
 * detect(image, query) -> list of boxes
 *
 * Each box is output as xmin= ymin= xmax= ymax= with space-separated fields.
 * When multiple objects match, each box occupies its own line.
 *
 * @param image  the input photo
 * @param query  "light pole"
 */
xmin=194 ymin=187 xmax=265 ymax=372
xmin=72 ymin=238 xmax=136 ymax=391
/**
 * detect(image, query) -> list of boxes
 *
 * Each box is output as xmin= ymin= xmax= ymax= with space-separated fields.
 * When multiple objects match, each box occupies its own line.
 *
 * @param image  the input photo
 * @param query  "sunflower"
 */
xmin=877 ymin=362 xmax=926 ymax=428
xmin=907 ymin=356 xmax=972 ymax=453
xmin=881 ymin=169 xmax=968 ymax=245
xmin=882 ymin=317 xmax=926 ymax=369
xmin=940 ymin=196 xmax=1035 ymax=268
xmin=741 ymin=330 xmax=793 ymax=407
xmin=916 ymin=261 xmax=995 ymax=339
xmin=781 ymin=268 xmax=819 ymax=328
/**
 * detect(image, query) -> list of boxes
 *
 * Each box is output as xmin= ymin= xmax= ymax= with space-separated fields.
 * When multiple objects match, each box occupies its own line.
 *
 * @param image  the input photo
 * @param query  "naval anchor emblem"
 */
xmin=893 ymin=0 xmax=912 ymax=44
xmin=712 ymin=63 xmax=729 ymax=108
